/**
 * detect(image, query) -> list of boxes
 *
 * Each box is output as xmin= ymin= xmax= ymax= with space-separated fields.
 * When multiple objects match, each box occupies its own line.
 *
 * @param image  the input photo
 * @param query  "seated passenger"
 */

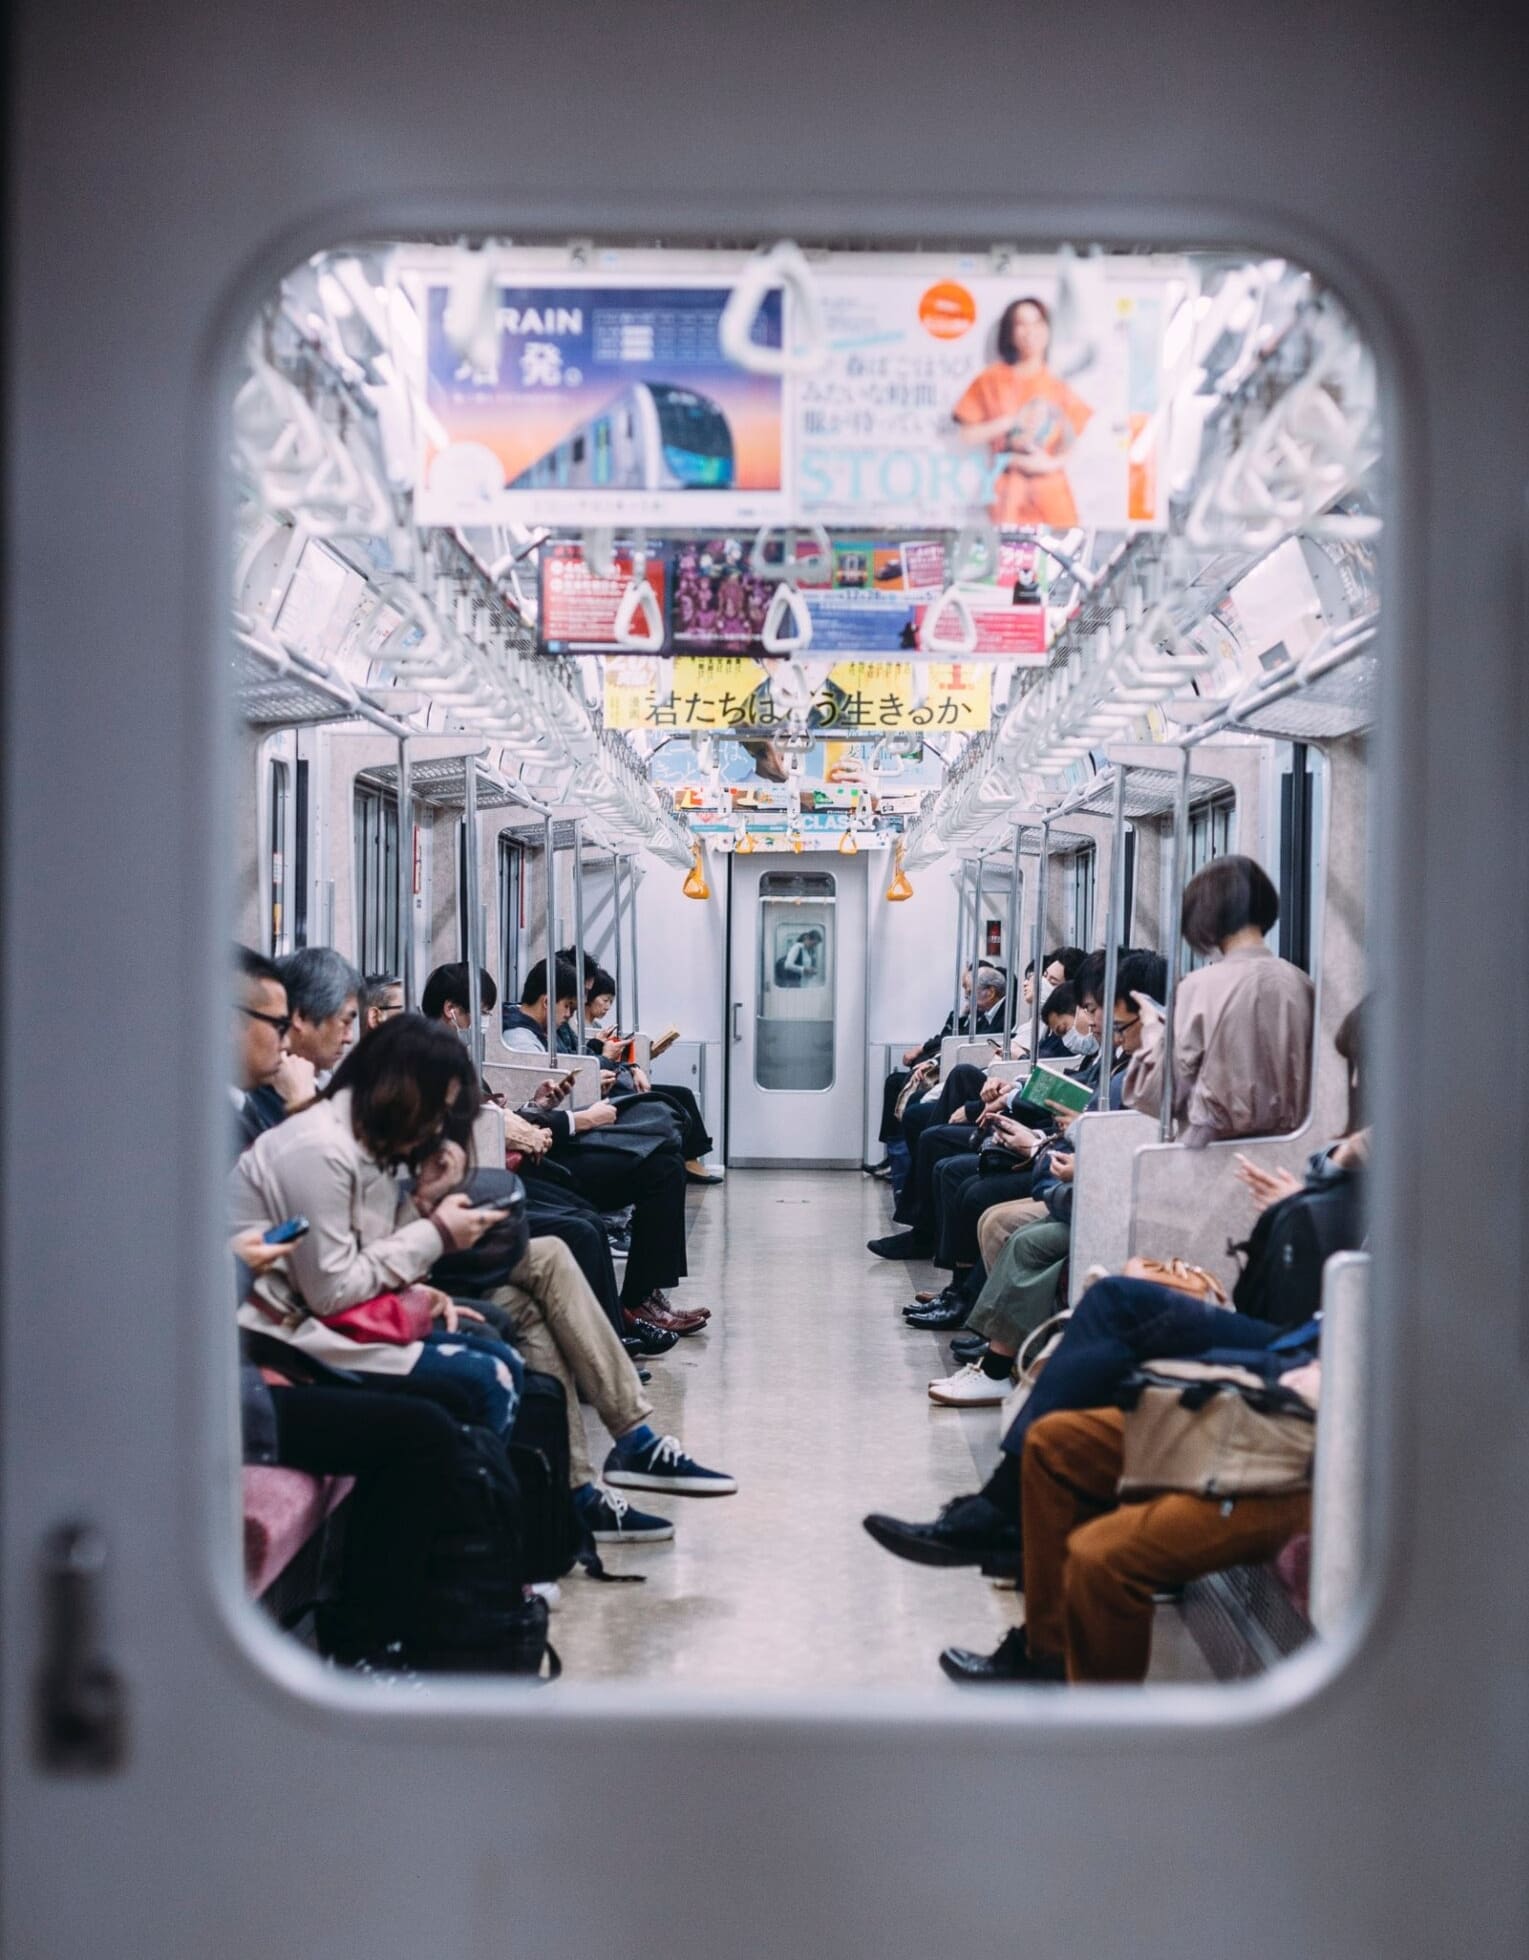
xmin=232 ymin=945 xmax=293 ymax=1152
xmin=502 ymin=958 xmax=709 ymax=1340
xmin=938 ymin=1391 xmax=1315 ymax=1684
xmin=569 ymin=953 xmax=723 ymax=1185
xmin=1125 ymin=855 xmax=1313 ymax=1146
xmin=1037 ymin=983 xmax=1077 ymax=1059
xmin=274 ymin=947 xmax=363 ymax=1105
xmin=360 ymin=973 xmax=405 ymax=1033
xmin=418 ymin=961 xmax=657 ymax=1355
xmin=876 ymin=963 xmax=991 ymax=1154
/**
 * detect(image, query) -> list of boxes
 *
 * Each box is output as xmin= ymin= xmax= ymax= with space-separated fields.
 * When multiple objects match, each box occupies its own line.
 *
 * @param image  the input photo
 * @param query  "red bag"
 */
xmin=320 ymin=1284 xmax=436 ymax=1345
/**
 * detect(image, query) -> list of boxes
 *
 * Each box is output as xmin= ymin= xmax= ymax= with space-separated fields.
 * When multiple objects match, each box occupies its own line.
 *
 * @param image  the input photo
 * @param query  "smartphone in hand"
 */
xmin=262 ymin=1216 xmax=310 ymax=1245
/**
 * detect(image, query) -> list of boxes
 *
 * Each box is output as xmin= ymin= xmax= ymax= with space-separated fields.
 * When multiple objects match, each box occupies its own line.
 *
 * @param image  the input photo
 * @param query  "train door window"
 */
xmin=1185 ymin=793 xmax=1237 ymax=970
xmin=292 ymin=756 xmax=309 ymax=949
xmin=1279 ymin=743 xmax=1315 ymax=972
xmin=498 ymin=833 xmax=525 ymax=1003
xmin=353 ymin=782 xmax=400 ymax=973
xmin=755 ymin=872 xmax=836 ymax=1092
xmin=267 ymin=757 xmax=289 ymax=956
xmin=1068 ymin=846 xmax=1096 ymax=948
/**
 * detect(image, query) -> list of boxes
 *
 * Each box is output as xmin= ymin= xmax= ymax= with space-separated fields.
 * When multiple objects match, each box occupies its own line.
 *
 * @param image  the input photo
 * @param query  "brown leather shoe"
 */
xmin=633 ymin=1289 xmax=711 ymax=1333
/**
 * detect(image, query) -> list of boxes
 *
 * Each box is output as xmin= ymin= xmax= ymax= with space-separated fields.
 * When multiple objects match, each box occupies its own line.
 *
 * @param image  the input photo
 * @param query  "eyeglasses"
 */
xmin=1111 ymin=1013 xmax=1141 ymax=1036
xmin=238 ymin=1004 xmax=292 ymax=1037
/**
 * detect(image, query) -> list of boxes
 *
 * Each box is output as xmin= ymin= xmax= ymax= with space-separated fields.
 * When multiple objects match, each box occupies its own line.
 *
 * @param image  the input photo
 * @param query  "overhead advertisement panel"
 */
xmin=793 ymin=263 xmax=1175 ymax=532
xmin=414 ymin=276 xmax=789 ymax=528
xmin=603 ymin=658 xmax=990 ymax=733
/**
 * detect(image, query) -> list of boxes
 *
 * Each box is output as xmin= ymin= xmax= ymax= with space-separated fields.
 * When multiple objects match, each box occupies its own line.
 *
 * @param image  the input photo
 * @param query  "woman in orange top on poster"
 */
xmin=951 ymin=296 xmax=1092 ymax=527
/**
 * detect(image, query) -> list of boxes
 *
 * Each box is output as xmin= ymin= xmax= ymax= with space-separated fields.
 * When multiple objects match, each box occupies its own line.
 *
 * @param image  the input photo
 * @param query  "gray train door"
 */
xmin=6 ymin=4 xmax=1529 ymax=1959
xmin=727 ymin=852 xmax=868 ymax=1165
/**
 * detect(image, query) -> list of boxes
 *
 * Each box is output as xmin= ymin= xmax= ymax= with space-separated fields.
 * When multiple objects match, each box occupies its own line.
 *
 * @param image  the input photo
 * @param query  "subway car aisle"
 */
xmin=557 ymin=1170 xmax=1210 ymax=1690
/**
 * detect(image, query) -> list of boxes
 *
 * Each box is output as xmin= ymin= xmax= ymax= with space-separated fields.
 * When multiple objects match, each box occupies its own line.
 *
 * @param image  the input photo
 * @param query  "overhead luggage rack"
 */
xmin=231 ymin=639 xmax=412 ymax=735
xmin=1072 ymin=767 xmax=1233 ymax=821
xmin=1235 ymin=652 xmax=1378 ymax=740
xmin=354 ymin=757 xmax=525 ymax=812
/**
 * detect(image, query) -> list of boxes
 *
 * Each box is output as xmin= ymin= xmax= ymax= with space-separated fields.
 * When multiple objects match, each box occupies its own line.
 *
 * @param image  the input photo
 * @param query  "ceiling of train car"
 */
xmin=230 ymin=240 xmax=1381 ymax=867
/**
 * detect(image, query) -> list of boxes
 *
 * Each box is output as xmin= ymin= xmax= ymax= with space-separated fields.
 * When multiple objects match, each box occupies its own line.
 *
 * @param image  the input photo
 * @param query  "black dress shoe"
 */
xmin=904 ymin=1288 xmax=955 ymax=1319
xmin=950 ymin=1332 xmax=988 ymax=1360
xmin=939 ymin=1626 xmax=1066 ymax=1685
xmin=905 ymin=1296 xmax=970 ymax=1330
xmin=868 ymin=1230 xmax=934 ymax=1260
xmin=862 ymin=1494 xmax=1019 ymax=1570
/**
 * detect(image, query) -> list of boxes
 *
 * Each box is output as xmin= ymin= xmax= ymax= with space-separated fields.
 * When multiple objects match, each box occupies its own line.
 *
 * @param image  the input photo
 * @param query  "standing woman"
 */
xmin=951 ymin=296 xmax=1093 ymax=529
xmin=1124 ymin=854 xmax=1314 ymax=1147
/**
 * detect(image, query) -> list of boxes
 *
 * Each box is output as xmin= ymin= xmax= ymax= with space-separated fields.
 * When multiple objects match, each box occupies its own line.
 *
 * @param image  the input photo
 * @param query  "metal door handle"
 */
xmin=732 ymin=1001 xmax=742 ymax=1042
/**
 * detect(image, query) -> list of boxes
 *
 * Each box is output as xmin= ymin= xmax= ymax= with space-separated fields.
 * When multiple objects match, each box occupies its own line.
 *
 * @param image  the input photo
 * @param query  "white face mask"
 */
xmin=1062 ymin=1027 xmax=1098 ymax=1056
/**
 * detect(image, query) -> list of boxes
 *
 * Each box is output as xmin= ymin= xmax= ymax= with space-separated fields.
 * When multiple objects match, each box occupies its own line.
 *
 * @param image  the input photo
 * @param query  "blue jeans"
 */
xmin=999 ymin=1276 xmax=1291 ymax=1458
xmin=405 ymin=1326 xmax=524 ymax=1435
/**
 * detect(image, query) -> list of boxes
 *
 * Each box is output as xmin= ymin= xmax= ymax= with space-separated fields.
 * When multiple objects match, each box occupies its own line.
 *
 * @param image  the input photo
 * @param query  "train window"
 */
xmin=755 ymin=871 xmax=836 ymax=1092
xmin=353 ymin=783 xmax=400 ymax=973
xmin=498 ymin=833 xmax=525 ymax=1003
xmin=266 ymin=757 xmax=289 ymax=957
xmin=223 ymin=235 xmax=1381 ymax=1708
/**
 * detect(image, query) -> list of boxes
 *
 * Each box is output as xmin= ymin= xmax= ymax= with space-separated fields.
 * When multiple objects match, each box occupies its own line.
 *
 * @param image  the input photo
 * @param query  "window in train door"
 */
xmin=756 ymin=871 xmax=836 ymax=1092
xmin=498 ymin=834 xmax=525 ymax=1003
xmin=353 ymin=782 xmax=400 ymax=974
xmin=267 ymin=758 xmax=289 ymax=957
xmin=1069 ymin=846 xmax=1096 ymax=948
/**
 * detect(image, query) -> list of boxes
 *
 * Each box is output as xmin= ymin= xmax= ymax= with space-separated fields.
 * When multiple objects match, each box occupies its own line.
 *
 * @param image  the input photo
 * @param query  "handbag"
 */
xmin=320 ymin=1284 xmax=436 ymax=1345
xmin=997 ymin=1309 xmax=1073 ymax=1431
xmin=893 ymin=1060 xmax=936 ymax=1124
xmin=1122 ymin=1255 xmax=1229 ymax=1305
xmin=1115 ymin=1359 xmax=1317 ymax=1499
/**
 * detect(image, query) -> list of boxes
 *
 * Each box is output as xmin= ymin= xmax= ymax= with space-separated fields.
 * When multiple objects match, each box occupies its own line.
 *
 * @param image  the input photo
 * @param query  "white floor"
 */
xmin=553 ymin=1168 xmax=1212 ymax=1693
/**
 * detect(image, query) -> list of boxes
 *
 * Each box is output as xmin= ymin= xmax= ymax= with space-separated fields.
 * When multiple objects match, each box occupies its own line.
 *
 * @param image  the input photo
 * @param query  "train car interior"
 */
xmin=12 ymin=8 xmax=1529 ymax=1956
xmin=227 ymin=238 xmax=1378 ymax=1690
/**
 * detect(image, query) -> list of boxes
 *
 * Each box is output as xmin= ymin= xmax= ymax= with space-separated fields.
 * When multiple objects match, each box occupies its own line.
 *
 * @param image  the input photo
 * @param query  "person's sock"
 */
xmin=980 ymin=1349 xmax=1014 ymax=1381
xmin=979 ymin=1453 xmax=1021 ymax=1511
xmin=612 ymin=1422 xmax=659 ymax=1462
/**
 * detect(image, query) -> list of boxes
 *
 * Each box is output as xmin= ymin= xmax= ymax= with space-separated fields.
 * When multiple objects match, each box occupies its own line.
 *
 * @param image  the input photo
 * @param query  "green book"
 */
xmin=1018 ymin=1063 xmax=1094 ymax=1116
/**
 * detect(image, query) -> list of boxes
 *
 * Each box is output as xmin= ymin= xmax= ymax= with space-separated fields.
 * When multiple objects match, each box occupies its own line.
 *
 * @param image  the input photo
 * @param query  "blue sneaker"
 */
xmin=604 ymin=1435 xmax=738 ymax=1497
xmin=577 ymin=1486 xmax=675 ymax=1543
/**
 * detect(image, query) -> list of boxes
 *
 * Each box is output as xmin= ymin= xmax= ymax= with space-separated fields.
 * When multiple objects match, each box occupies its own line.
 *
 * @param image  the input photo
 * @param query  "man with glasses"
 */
xmin=232 ymin=945 xmax=292 ymax=1155
xmin=361 ymin=973 xmax=406 ymax=1033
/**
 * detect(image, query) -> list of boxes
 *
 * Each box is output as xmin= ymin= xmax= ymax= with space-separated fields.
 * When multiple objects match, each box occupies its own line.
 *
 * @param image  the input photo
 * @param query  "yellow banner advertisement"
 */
xmin=603 ymin=658 xmax=990 ymax=733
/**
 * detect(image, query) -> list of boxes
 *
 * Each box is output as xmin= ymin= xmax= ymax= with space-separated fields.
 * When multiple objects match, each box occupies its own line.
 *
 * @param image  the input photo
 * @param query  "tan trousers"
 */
xmin=491 ymin=1237 xmax=651 ymax=1487
xmin=977 ymin=1195 xmax=1048 ymax=1272
xmin=1021 ymin=1409 xmax=1311 ymax=1684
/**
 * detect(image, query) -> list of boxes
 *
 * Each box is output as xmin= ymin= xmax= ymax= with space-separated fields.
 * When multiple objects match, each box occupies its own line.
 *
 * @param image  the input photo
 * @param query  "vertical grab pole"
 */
xmin=1159 ymin=745 xmax=1193 ymax=1142
xmin=950 ymin=860 xmax=969 ymax=1029
xmin=463 ymin=757 xmax=484 ymax=1078
xmin=571 ymin=820 xmax=587 ymax=1054
xmin=628 ymin=857 xmax=641 ymax=1032
xmin=543 ymin=814 xmax=558 ymax=1064
xmin=968 ymin=851 xmax=986 ymax=1038
xmin=611 ymin=852 xmax=625 ymax=1031
xmin=1030 ymin=820 xmax=1050 ymax=1065
xmin=1100 ymin=768 xmax=1129 ymax=1106
xmin=396 ymin=735 xmax=415 ymax=1009
xmin=1004 ymin=826 xmax=1023 ymax=1055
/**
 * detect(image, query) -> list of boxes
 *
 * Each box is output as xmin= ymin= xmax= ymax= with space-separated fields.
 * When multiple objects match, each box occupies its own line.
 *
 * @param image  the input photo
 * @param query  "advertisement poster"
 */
xmin=603 ymin=658 xmax=990 ymax=733
xmin=794 ymin=264 xmax=1174 ymax=531
xmin=539 ymin=541 xmax=667 ymax=652
xmin=416 ymin=278 xmax=788 ymax=527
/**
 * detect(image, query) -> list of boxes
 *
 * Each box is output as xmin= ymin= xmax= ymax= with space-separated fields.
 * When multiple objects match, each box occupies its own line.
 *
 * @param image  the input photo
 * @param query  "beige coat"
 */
xmin=1123 ymin=945 xmax=1314 ymax=1147
xmin=230 ymin=1089 xmax=447 ymax=1373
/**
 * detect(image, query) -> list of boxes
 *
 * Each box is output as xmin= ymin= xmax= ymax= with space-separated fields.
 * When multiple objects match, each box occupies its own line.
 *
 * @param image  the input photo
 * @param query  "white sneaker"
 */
xmin=526 ymin=1581 xmax=562 ymax=1610
xmin=928 ymin=1360 xmax=1010 ymax=1407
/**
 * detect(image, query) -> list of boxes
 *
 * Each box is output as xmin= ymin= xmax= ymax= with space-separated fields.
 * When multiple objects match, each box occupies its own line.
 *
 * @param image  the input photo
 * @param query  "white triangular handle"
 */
xmin=613 ymin=577 xmax=664 ymax=650
xmin=719 ymin=241 xmax=828 ymax=376
xmin=748 ymin=522 xmax=833 ymax=583
xmin=761 ymin=583 xmax=814 ymax=653
xmin=919 ymin=585 xmax=979 ymax=655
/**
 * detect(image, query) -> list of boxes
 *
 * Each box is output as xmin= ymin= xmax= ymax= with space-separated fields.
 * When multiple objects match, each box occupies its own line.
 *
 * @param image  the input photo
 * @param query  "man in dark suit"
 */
xmin=231 ymin=946 xmax=292 ymax=1156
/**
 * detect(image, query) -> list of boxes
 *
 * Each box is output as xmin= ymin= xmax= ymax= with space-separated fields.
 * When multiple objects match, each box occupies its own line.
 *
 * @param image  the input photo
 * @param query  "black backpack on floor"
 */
xmin=1230 ymin=1160 xmax=1363 ymax=1329
xmin=506 ymin=1368 xmax=583 ymax=1585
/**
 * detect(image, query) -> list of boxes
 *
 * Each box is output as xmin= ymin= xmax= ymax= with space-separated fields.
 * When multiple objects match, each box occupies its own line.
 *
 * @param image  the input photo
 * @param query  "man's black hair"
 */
xmin=420 ymin=962 xmax=498 ymax=1019
xmin=521 ymin=956 xmax=580 ymax=1007
xmin=235 ymin=944 xmax=283 ymax=989
xmin=1042 ymin=983 xmax=1076 ymax=1022
xmin=1115 ymin=949 xmax=1169 ymax=1012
